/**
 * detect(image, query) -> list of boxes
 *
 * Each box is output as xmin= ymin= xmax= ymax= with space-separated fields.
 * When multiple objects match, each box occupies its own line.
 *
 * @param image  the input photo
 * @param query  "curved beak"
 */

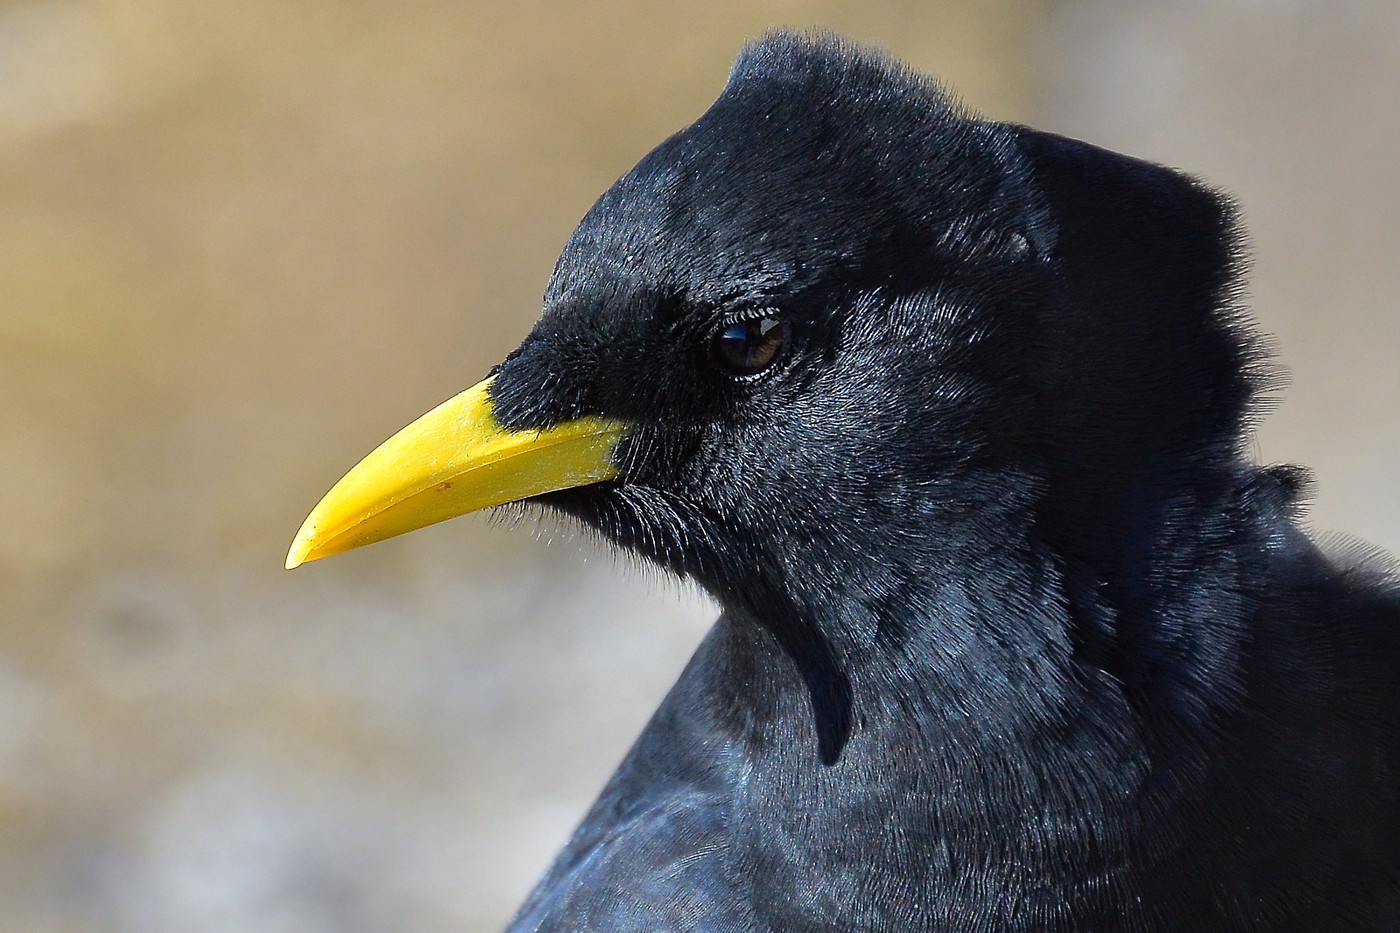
xmin=285 ymin=376 xmax=629 ymax=569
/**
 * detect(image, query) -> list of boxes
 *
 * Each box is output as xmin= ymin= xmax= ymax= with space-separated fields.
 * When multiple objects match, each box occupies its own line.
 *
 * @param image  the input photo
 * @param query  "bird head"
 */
xmin=481 ymin=35 xmax=1060 ymax=598
xmin=288 ymin=32 xmax=1256 ymax=759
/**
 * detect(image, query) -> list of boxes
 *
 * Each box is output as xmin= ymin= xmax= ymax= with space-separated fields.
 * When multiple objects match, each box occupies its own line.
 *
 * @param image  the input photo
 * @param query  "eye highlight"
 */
xmin=711 ymin=316 xmax=789 ymax=377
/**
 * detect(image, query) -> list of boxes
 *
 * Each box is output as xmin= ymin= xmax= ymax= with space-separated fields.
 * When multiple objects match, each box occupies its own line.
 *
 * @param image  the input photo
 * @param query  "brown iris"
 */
xmin=711 ymin=316 xmax=789 ymax=377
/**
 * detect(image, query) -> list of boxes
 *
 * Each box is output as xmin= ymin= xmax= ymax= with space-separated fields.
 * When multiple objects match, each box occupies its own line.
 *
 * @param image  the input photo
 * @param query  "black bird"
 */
xmin=288 ymin=32 xmax=1400 ymax=932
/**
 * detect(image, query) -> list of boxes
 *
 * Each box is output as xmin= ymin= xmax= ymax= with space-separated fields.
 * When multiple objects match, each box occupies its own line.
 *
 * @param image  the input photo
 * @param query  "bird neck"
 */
xmin=722 ymin=498 xmax=1078 ymax=765
xmin=721 ymin=465 xmax=1258 ymax=771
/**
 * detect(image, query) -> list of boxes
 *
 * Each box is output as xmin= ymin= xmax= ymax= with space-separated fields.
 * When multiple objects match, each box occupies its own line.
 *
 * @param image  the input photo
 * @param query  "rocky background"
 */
xmin=3 ymin=1 xmax=1397 ymax=930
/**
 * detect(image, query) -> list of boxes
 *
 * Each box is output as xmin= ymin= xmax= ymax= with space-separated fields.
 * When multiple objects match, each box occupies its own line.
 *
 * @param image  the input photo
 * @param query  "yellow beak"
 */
xmin=285 ymin=376 xmax=629 ymax=569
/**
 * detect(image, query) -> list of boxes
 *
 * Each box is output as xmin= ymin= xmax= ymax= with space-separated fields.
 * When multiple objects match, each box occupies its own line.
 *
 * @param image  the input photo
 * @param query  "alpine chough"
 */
xmin=287 ymin=32 xmax=1400 ymax=932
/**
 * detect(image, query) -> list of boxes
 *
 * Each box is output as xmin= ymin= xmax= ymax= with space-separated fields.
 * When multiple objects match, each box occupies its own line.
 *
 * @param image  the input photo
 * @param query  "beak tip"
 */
xmin=285 ymin=526 xmax=315 ymax=570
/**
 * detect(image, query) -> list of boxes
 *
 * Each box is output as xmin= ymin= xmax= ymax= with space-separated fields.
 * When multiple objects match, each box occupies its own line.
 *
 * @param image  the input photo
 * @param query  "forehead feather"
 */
xmin=546 ymin=31 xmax=1035 ymax=310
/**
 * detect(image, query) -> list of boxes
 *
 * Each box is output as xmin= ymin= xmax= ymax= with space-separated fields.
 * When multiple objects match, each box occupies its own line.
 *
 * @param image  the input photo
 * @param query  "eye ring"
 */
xmin=710 ymin=315 xmax=790 ymax=378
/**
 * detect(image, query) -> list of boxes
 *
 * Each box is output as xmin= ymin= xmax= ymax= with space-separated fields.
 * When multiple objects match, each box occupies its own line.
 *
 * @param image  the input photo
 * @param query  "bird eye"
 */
xmin=711 ymin=316 xmax=789 ymax=377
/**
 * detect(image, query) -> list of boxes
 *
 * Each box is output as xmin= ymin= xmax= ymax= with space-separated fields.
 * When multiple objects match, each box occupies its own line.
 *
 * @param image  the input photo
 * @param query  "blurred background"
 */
xmin=2 ymin=1 xmax=1397 ymax=929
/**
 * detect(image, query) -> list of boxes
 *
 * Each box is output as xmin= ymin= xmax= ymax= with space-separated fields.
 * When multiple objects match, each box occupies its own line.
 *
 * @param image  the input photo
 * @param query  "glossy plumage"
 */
xmin=484 ymin=32 xmax=1400 ymax=931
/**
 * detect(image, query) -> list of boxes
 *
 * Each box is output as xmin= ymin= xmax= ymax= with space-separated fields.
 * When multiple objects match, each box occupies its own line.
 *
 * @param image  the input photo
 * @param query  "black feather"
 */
xmin=487 ymin=31 xmax=1400 ymax=932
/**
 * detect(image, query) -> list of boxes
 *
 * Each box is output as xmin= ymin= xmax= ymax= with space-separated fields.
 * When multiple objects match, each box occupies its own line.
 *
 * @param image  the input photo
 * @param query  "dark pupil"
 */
xmin=713 ymin=317 xmax=787 ymax=376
